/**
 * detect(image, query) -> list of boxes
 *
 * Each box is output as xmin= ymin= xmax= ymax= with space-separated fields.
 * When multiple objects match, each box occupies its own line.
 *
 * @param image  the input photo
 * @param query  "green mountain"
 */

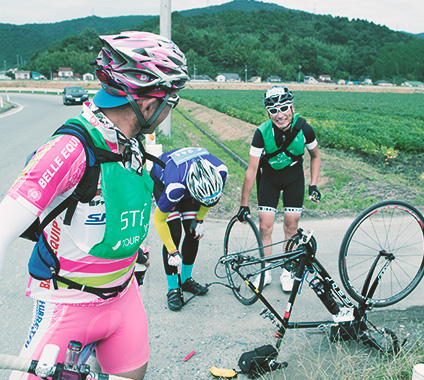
xmin=2 ymin=0 xmax=423 ymax=83
xmin=0 ymin=15 xmax=152 ymax=70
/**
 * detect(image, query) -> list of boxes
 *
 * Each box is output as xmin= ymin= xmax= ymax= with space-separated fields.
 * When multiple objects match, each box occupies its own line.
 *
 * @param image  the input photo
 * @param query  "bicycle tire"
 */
xmin=223 ymin=216 xmax=265 ymax=305
xmin=339 ymin=200 xmax=424 ymax=307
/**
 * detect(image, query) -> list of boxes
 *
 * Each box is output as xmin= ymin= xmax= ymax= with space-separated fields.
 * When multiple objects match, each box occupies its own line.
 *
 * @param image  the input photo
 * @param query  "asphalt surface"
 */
xmin=0 ymin=93 xmax=423 ymax=379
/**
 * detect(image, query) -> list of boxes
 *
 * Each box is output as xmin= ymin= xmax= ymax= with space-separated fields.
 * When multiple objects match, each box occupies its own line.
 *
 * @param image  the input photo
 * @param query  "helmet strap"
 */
xmin=125 ymin=92 xmax=171 ymax=136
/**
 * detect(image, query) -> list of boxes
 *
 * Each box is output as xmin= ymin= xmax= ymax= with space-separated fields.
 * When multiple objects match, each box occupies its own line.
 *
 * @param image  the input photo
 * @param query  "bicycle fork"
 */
xmin=361 ymin=249 xmax=395 ymax=300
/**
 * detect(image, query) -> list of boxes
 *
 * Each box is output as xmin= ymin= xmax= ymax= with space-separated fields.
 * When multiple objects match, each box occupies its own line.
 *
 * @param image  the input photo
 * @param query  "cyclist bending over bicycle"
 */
xmin=151 ymin=150 xmax=227 ymax=311
xmin=0 ymin=31 xmax=188 ymax=379
xmin=237 ymin=86 xmax=321 ymax=292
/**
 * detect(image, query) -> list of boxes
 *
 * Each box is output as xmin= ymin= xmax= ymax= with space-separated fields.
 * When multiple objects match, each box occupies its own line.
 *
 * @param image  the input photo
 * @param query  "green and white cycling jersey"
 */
xmin=7 ymin=102 xmax=153 ymax=304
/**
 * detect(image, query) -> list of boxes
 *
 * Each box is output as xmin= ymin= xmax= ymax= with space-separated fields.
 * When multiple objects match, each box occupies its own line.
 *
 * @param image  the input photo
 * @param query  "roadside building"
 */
xmin=248 ymin=76 xmax=261 ymax=82
xmin=265 ymin=75 xmax=282 ymax=82
xmin=83 ymin=73 xmax=95 ymax=81
xmin=15 ymin=70 xmax=31 ymax=80
xmin=216 ymin=73 xmax=241 ymax=82
xmin=58 ymin=67 xmax=74 ymax=78
xmin=402 ymin=81 xmax=424 ymax=87
xmin=375 ymin=80 xmax=394 ymax=87
xmin=304 ymin=76 xmax=318 ymax=84
xmin=318 ymin=75 xmax=334 ymax=83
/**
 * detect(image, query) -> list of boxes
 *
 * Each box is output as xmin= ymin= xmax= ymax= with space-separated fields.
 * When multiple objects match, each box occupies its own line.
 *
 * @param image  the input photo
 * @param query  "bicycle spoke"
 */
xmin=223 ymin=216 xmax=264 ymax=305
xmin=339 ymin=201 xmax=424 ymax=307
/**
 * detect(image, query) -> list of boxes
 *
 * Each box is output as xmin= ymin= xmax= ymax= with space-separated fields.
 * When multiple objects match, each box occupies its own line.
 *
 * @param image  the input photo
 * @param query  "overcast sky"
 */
xmin=1 ymin=0 xmax=422 ymax=34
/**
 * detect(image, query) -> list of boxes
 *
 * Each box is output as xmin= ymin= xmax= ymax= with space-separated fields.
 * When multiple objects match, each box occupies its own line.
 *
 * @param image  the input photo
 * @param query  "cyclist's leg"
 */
xmin=257 ymin=171 xmax=281 ymax=259
xmin=281 ymin=165 xmax=304 ymax=239
xmin=95 ymin=280 xmax=149 ymax=378
xmin=179 ymin=199 xmax=201 ymax=269
xmin=9 ymin=300 xmax=77 ymax=380
xmin=279 ymin=167 xmax=304 ymax=291
xmin=10 ymin=281 xmax=149 ymax=380
xmin=179 ymin=200 xmax=208 ymax=293
xmin=283 ymin=211 xmax=301 ymax=239
xmin=257 ymin=172 xmax=280 ymax=286
xmin=258 ymin=209 xmax=276 ymax=258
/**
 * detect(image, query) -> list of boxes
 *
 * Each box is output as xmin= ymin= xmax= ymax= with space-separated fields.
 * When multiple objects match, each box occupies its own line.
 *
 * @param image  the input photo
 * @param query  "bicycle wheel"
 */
xmin=223 ymin=216 xmax=265 ymax=305
xmin=339 ymin=200 xmax=424 ymax=307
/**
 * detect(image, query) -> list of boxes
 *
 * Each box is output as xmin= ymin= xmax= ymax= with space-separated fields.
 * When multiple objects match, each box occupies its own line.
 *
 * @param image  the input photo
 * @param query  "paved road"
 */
xmin=0 ymin=94 xmax=423 ymax=379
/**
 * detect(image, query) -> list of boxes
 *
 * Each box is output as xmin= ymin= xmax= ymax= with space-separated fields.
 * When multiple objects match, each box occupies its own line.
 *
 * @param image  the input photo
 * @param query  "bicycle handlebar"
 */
xmin=0 ymin=353 xmax=129 ymax=380
xmin=0 ymin=354 xmax=33 ymax=372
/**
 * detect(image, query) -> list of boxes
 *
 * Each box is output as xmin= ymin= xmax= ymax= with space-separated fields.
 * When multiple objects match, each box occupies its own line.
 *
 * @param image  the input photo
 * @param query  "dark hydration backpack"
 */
xmin=21 ymin=121 xmax=165 ymax=299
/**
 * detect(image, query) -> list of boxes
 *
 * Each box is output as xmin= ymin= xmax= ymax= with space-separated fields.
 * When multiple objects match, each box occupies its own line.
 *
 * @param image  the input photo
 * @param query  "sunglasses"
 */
xmin=267 ymin=104 xmax=292 ymax=115
xmin=167 ymin=93 xmax=180 ymax=109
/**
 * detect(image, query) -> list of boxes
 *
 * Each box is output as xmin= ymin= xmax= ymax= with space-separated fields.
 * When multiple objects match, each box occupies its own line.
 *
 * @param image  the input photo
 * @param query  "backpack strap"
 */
xmin=56 ymin=272 xmax=134 ymax=300
xmin=31 ymin=123 xmax=165 ymax=236
xmin=255 ymin=117 xmax=306 ymax=199
xmin=135 ymin=135 xmax=166 ymax=169
xmin=262 ymin=117 xmax=306 ymax=161
xmin=51 ymin=123 xmax=124 ymax=226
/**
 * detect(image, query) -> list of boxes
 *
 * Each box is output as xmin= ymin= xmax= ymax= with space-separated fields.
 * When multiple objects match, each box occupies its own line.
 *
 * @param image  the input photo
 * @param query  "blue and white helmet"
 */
xmin=263 ymin=86 xmax=294 ymax=108
xmin=187 ymin=159 xmax=223 ymax=207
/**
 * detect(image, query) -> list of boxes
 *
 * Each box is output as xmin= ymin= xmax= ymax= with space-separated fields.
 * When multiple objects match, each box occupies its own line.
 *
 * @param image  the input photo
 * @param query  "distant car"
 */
xmin=62 ymin=86 xmax=89 ymax=105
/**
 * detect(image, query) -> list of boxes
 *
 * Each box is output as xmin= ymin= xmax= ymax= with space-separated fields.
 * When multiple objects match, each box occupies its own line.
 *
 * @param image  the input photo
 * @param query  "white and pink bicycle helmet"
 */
xmin=94 ymin=31 xmax=188 ymax=98
xmin=92 ymin=31 xmax=188 ymax=130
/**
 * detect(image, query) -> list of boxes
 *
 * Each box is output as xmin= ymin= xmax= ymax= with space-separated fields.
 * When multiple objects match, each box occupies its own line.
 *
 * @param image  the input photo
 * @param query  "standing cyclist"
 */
xmin=0 ymin=31 xmax=188 ymax=380
xmin=237 ymin=86 xmax=321 ymax=292
xmin=151 ymin=148 xmax=227 ymax=311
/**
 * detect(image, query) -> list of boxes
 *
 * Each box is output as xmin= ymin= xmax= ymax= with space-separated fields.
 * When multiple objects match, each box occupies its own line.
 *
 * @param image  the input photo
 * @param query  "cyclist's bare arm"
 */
xmin=307 ymin=145 xmax=321 ymax=187
xmin=0 ymin=195 xmax=37 ymax=272
xmin=240 ymin=155 xmax=260 ymax=207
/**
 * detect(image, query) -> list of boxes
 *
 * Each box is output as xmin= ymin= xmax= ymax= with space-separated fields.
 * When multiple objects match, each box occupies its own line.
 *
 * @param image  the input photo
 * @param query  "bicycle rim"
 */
xmin=223 ymin=216 xmax=264 ymax=305
xmin=339 ymin=200 xmax=424 ymax=307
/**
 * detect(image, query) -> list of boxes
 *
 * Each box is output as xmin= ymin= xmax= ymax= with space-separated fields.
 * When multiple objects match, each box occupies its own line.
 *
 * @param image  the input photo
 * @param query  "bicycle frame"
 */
xmin=221 ymin=229 xmax=399 ymax=352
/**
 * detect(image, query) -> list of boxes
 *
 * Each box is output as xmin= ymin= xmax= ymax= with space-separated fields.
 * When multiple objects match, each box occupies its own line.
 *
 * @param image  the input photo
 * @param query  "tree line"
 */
xmin=20 ymin=6 xmax=424 ymax=84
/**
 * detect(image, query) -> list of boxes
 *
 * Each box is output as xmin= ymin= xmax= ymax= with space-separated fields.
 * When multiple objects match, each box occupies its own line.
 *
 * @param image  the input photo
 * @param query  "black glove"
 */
xmin=237 ymin=206 xmax=251 ymax=222
xmin=308 ymin=185 xmax=321 ymax=203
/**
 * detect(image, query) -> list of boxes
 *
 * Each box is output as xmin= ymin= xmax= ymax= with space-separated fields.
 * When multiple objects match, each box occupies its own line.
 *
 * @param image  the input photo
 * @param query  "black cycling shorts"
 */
xmin=258 ymin=164 xmax=304 ymax=212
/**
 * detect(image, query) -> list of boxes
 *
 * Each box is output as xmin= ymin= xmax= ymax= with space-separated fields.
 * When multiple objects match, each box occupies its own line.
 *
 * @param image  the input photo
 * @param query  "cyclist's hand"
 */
xmin=189 ymin=219 xmax=205 ymax=240
xmin=237 ymin=206 xmax=250 ymax=222
xmin=168 ymin=250 xmax=183 ymax=266
xmin=309 ymin=185 xmax=321 ymax=203
xmin=136 ymin=245 xmax=150 ymax=268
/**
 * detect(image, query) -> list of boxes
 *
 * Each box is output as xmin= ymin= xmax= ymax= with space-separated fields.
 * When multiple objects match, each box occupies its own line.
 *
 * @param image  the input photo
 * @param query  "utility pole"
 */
xmin=145 ymin=0 xmax=171 ymax=170
xmin=159 ymin=0 xmax=172 ymax=137
xmin=245 ymin=65 xmax=247 ymax=82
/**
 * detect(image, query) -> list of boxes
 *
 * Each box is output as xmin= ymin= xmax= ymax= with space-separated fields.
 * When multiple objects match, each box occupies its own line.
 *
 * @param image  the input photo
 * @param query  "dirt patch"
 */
xmin=0 ymin=80 xmax=101 ymax=90
xmin=185 ymin=81 xmax=424 ymax=94
xmin=180 ymin=98 xmax=256 ymax=144
xmin=2 ymin=80 xmax=423 ymax=94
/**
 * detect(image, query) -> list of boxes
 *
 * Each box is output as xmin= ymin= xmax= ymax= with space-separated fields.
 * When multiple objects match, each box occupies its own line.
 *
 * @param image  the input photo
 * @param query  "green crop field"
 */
xmin=180 ymin=89 xmax=424 ymax=159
